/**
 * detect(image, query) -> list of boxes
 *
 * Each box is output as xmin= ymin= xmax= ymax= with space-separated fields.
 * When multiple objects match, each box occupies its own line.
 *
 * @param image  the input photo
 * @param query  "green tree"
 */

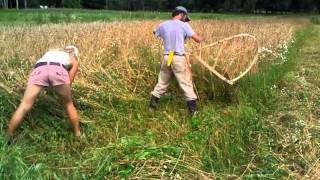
xmin=63 ymin=0 xmax=81 ymax=8
xmin=316 ymin=0 xmax=320 ymax=13
xmin=81 ymin=0 xmax=105 ymax=9
xmin=144 ymin=0 xmax=165 ymax=10
xmin=242 ymin=0 xmax=257 ymax=13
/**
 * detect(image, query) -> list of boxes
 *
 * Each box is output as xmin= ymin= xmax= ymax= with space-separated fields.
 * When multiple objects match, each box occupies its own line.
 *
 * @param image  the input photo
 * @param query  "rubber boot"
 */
xmin=187 ymin=100 xmax=198 ymax=117
xmin=5 ymin=134 xmax=15 ymax=146
xmin=149 ymin=95 xmax=159 ymax=112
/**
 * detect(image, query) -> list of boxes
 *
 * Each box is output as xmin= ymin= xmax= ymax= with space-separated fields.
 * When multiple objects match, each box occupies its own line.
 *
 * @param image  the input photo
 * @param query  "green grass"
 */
xmin=0 ymin=12 xmax=319 ymax=179
xmin=311 ymin=16 xmax=320 ymax=24
xmin=230 ymin=24 xmax=318 ymax=179
xmin=0 ymin=8 xmax=269 ymax=25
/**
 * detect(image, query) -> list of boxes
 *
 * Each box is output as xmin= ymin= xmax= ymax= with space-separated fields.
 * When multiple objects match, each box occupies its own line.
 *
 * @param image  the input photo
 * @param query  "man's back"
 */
xmin=154 ymin=20 xmax=195 ymax=55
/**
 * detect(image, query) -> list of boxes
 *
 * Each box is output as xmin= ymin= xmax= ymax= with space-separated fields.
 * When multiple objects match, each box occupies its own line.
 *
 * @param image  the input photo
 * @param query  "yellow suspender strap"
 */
xmin=167 ymin=50 xmax=174 ymax=66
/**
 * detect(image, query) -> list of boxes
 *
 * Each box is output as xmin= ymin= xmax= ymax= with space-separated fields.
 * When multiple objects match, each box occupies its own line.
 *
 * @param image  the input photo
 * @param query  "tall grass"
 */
xmin=0 ymin=19 xmax=299 ymax=100
xmin=310 ymin=16 xmax=320 ymax=24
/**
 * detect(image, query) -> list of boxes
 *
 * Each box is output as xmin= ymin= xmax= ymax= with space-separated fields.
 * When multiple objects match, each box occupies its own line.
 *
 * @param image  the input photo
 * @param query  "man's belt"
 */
xmin=34 ymin=62 xmax=67 ymax=70
xmin=166 ymin=51 xmax=185 ymax=66
xmin=164 ymin=53 xmax=185 ymax=56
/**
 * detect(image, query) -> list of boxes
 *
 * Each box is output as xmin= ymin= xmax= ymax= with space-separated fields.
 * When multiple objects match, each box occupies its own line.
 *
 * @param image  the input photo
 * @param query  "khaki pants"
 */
xmin=151 ymin=55 xmax=197 ymax=101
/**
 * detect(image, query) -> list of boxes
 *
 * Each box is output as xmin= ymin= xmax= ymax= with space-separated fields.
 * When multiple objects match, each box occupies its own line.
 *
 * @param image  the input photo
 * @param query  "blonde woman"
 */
xmin=6 ymin=45 xmax=81 ymax=140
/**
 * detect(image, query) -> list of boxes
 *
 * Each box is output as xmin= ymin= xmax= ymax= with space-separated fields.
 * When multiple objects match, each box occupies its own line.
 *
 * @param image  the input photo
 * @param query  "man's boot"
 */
xmin=187 ymin=100 xmax=198 ymax=117
xmin=149 ymin=95 xmax=159 ymax=112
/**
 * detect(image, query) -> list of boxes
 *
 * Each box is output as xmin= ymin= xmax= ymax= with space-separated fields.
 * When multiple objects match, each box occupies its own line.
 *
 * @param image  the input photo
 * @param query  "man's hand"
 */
xmin=192 ymin=34 xmax=204 ymax=43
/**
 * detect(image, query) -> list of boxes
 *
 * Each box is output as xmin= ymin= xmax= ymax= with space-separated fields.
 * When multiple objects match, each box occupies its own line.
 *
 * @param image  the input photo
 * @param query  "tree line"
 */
xmin=1 ymin=0 xmax=320 ymax=13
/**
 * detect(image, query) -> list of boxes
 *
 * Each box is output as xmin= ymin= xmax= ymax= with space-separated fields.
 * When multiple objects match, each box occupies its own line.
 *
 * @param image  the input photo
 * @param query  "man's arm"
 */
xmin=68 ymin=56 xmax=78 ymax=85
xmin=184 ymin=23 xmax=204 ymax=43
xmin=153 ymin=26 xmax=161 ymax=37
xmin=192 ymin=34 xmax=204 ymax=43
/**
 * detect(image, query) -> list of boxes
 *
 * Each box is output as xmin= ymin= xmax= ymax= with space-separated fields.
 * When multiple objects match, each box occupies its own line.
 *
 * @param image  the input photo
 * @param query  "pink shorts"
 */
xmin=28 ymin=65 xmax=70 ymax=86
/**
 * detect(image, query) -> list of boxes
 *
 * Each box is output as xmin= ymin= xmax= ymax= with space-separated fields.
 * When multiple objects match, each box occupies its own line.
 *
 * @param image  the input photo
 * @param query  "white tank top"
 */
xmin=36 ymin=51 xmax=71 ymax=67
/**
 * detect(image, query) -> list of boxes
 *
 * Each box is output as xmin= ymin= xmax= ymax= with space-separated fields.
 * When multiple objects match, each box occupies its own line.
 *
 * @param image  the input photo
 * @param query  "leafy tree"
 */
xmin=2 ymin=0 xmax=320 ymax=14
xmin=143 ymin=0 xmax=165 ymax=10
xmin=242 ymin=0 xmax=257 ymax=13
xmin=81 ymin=0 xmax=105 ymax=9
xmin=63 ymin=0 xmax=81 ymax=8
xmin=316 ymin=0 xmax=320 ymax=13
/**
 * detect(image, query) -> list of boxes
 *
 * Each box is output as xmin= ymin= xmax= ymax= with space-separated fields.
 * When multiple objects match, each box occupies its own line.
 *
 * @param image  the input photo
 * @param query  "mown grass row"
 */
xmin=0 ymin=20 xmax=316 ymax=179
xmin=228 ymin=24 xmax=315 ymax=178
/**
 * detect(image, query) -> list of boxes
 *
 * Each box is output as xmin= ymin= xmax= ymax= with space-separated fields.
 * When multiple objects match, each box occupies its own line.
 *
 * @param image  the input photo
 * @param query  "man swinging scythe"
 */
xmin=149 ymin=6 xmax=204 ymax=116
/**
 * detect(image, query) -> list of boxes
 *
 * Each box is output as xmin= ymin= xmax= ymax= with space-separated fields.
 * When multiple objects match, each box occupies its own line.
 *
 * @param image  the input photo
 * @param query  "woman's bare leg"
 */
xmin=54 ymin=84 xmax=81 ymax=137
xmin=6 ymin=84 xmax=43 ymax=136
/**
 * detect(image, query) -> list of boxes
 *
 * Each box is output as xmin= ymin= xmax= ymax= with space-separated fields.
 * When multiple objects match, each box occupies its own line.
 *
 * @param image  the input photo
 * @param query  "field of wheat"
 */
xmin=0 ymin=18 xmax=300 ymax=100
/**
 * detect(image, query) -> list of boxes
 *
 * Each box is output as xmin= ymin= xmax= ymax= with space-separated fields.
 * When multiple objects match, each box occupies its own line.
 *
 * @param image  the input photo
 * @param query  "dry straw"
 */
xmin=0 ymin=19 xmax=299 ymax=98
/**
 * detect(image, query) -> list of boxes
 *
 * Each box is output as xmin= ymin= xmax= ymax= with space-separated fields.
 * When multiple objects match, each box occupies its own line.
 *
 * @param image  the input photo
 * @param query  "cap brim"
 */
xmin=185 ymin=16 xmax=191 ymax=22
